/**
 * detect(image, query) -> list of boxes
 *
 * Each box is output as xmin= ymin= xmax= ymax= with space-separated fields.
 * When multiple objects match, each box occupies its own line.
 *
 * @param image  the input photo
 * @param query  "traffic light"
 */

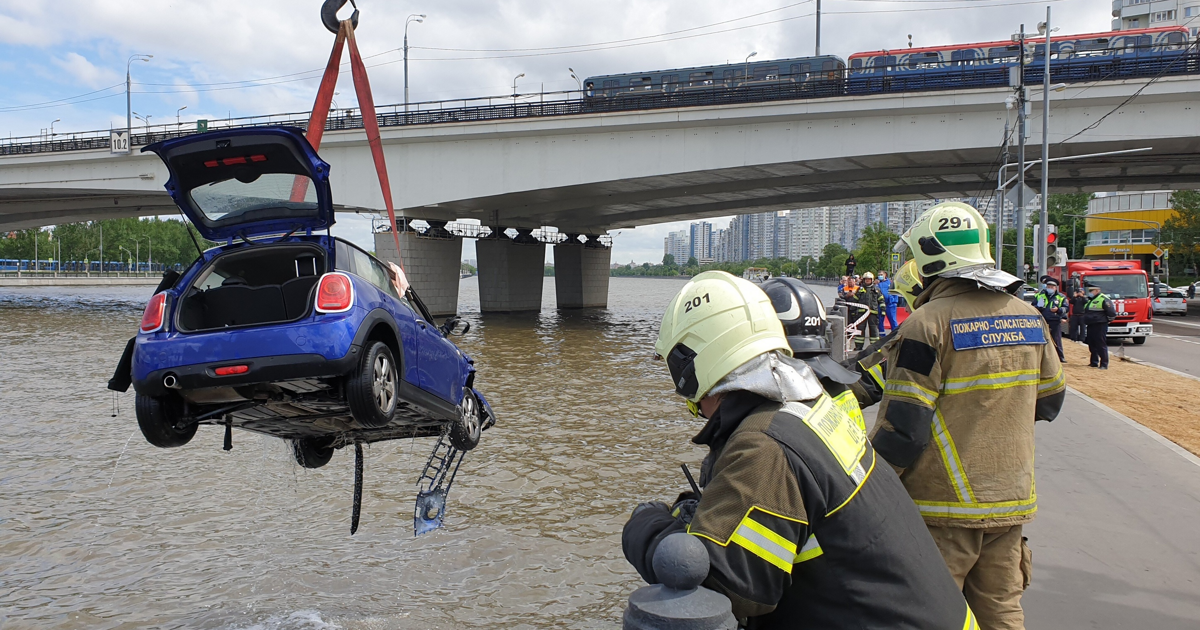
xmin=1044 ymin=224 xmax=1066 ymax=266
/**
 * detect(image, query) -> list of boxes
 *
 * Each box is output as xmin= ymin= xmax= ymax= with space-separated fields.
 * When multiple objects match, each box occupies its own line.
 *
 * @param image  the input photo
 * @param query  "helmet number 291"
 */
xmin=938 ymin=216 xmax=973 ymax=230
xmin=684 ymin=293 xmax=711 ymax=313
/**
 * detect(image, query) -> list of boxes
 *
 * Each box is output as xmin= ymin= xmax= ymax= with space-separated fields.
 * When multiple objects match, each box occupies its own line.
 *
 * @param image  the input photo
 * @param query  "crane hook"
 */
xmin=321 ymin=0 xmax=359 ymax=34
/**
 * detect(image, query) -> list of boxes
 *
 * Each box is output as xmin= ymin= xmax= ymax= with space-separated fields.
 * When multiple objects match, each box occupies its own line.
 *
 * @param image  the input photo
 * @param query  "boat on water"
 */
xmin=742 ymin=267 xmax=770 ymax=283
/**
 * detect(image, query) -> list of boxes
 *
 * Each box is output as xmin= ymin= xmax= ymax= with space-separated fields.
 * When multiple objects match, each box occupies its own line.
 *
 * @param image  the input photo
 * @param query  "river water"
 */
xmin=3 ymin=276 xmax=813 ymax=630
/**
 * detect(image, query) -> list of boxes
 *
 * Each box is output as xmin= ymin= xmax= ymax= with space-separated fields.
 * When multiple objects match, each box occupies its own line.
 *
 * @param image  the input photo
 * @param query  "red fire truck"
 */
xmin=1048 ymin=260 xmax=1153 ymax=344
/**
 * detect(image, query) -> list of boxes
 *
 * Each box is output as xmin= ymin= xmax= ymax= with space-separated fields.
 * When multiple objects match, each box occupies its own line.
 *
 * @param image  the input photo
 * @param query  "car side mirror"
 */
xmin=440 ymin=316 xmax=470 ymax=337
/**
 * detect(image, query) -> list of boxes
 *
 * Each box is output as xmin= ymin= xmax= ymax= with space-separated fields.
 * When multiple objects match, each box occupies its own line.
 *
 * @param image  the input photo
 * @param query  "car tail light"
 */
xmin=315 ymin=272 xmax=354 ymax=313
xmin=214 ymin=365 xmax=249 ymax=376
xmin=140 ymin=292 xmax=168 ymax=332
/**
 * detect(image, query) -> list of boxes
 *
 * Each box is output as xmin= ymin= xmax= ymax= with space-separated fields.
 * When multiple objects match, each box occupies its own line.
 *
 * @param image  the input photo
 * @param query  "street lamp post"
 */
xmin=126 ymin=54 xmax=153 ymax=150
xmin=569 ymin=67 xmax=582 ymax=93
xmin=815 ymin=0 xmax=822 ymax=56
xmin=744 ymin=52 xmax=758 ymax=86
xmin=49 ymin=119 xmax=60 ymax=137
xmin=176 ymin=106 xmax=187 ymax=130
xmin=134 ymin=112 xmax=152 ymax=132
xmin=1036 ymin=8 xmax=1058 ymax=280
xmin=119 ymin=246 xmax=133 ymax=273
xmin=1014 ymin=25 xmax=1028 ymax=280
xmin=404 ymin=14 xmax=426 ymax=113
xmin=512 ymin=73 xmax=525 ymax=104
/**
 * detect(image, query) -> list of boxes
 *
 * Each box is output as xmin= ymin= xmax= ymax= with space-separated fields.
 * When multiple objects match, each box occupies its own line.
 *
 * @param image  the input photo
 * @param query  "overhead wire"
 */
xmin=0 ymin=82 xmax=125 ymax=113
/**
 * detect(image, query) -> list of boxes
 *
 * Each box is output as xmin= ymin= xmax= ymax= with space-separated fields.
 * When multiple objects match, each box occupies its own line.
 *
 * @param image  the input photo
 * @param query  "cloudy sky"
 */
xmin=1 ymin=0 xmax=1112 ymax=262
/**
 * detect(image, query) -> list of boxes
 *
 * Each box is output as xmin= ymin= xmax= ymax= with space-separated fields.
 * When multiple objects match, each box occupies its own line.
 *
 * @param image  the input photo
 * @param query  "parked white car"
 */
xmin=1153 ymin=289 xmax=1188 ymax=316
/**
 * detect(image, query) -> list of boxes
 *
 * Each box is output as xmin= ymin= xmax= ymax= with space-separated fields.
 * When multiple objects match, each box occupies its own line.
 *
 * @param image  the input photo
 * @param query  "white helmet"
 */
xmin=895 ymin=201 xmax=993 ymax=278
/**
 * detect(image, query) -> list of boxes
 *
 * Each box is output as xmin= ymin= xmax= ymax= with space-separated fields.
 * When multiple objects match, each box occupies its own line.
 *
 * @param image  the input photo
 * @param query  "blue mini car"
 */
xmin=115 ymin=127 xmax=493 ymax=470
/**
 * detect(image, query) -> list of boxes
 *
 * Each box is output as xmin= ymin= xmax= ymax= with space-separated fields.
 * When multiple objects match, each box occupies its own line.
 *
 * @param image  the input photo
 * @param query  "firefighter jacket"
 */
xmin=872 ymin=277 xmax=1066 ymax=529
xmin=623 ymin=391 xmax=974 ymax=628
xmin=1083 ymin=292 xmax=1117 ymax=324
xmin=854 ymin=284 xmax=885 ymax=315
xmin=1033 ymin=289 xmax=1068 ymax=323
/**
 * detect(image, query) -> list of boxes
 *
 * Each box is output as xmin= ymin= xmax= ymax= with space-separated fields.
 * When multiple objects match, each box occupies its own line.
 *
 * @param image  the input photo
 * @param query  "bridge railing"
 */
xmin=3 ymin=47 xmax=1197 ymax=157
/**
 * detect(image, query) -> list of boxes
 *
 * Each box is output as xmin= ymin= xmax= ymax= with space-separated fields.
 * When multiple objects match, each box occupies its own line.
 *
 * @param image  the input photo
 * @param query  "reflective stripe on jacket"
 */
xmin=872 ymin=277 xmax=1066 ymax=528
xmin=686 ymin=398 xmax=972 ymax=627
xmin=1034 ymin=290 xmax=1067 ymax=322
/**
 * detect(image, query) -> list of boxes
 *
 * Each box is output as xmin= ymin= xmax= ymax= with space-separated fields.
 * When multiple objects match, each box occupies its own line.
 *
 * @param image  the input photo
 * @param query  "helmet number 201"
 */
xmin=684 ymin=293 xmax=711 ymax=313
xmin=938 ymin=216 xmax=973 ymax=230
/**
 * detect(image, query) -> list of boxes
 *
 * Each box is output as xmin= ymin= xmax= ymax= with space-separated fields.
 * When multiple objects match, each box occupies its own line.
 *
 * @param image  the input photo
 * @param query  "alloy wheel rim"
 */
xmin=459 ymin=390 xmax=480 ymax=435
xmin=372 ymin=354 xmax=396 ymax=413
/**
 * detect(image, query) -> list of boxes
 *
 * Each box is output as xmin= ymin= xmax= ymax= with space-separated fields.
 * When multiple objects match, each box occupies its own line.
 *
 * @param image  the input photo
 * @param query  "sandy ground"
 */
xmin=1061 ymin=338 xmax=1200 ymax=456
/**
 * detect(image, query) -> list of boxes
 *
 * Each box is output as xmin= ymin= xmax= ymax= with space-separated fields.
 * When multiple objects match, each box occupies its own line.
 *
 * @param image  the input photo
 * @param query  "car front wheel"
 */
xmin=449 ymin=388 xmax=482 ymax=451
xmin=135 ymin=393 xmax=197 ymax=448
xmin=1132 ymin=336 xmax=1147 ymax=345
xmin=347 ymin=341 xmax=398 ymax=428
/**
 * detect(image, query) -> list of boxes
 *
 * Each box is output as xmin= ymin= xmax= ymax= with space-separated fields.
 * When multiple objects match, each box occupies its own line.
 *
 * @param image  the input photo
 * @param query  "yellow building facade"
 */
xmin=1085 ymin=192 xmax=1173 ymax=260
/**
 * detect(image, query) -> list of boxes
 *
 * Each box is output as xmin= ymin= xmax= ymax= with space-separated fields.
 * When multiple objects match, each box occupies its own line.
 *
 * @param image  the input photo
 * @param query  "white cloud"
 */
xmin=52 ymin=52 xmax=117 ymax=88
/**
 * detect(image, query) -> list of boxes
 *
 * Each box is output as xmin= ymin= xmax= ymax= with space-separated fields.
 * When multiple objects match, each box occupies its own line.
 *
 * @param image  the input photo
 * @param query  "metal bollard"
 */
xmin=827 ymin=313 xmax=847 ymax=363
xmin=623 ymin=533 xmax=737 ymax=630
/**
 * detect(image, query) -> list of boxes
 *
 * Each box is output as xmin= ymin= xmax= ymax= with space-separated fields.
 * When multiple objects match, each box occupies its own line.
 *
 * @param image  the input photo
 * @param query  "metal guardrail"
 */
xmin=378 ymin=218 xmax=613 ymax=245
xmin=4 ymin=49 xmax=1197 ymax=157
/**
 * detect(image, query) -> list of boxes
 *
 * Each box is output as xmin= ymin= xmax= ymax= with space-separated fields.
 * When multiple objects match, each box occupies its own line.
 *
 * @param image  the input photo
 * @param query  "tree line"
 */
xmin=1 ymin=218 xmax=214 ymax=268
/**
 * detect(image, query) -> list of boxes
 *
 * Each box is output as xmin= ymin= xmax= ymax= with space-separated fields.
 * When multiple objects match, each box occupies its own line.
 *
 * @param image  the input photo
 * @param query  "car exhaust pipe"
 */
xmin=163 ymin=374 xmax=180 ymax=390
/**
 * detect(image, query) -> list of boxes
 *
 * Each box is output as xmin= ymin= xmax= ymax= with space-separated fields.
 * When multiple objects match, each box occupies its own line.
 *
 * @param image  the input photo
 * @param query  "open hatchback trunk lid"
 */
xmin=143 ymin=127 xmax=334 ymax=240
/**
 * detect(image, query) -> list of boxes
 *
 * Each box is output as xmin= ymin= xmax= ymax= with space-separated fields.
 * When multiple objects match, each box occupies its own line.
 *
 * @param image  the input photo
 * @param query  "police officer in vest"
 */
xmin=623 ymin=270 xmax=975 ymax=629
xmin=876 ymin=202 xmax=1065 ymax=630
xmin=1034 ymin=277 xmax=1068 ymax=362
xmin=1083 ymin=282 xmax=1117 ymax=370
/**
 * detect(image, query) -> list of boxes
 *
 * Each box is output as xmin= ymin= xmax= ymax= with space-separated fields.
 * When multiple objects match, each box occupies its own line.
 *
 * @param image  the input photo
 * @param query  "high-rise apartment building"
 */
xmin=689 ymin=221 xmax=714 ymax=261
xmin=663 ymin=230 xmax=690 ymax=264
xmin=1112 ymin=0 xmax=1200 ymax=37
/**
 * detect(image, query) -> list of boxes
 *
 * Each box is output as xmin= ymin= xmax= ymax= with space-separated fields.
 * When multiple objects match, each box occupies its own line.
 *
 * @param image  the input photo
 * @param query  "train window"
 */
xmin=849 ymin=59 xmax=862 ymax=70
xmin=950 ymin=49 xmax=977 ymax=66
xmin=753 ymin=65 xmax=779 ymax=81
xmin=988 ymin=47 xmax=1018 ymax=60
xmin=821 ymin=60 xmax=837 ymax=71
xmin=1165 ymin=31 xmax=1185 ymax=48
xmin=881 ymin=55 xmax=896 ymax=69
xmin=602 ymin=80 xmax=619 ymax=89
xmin=688 ymin=71 xmax=712 ymax=86
xmin=663 ymin=74 xmax=678 ymax=84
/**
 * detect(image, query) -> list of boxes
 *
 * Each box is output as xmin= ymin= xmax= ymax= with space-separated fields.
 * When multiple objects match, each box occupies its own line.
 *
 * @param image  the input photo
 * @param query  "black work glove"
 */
xmin=671 ymin=491 xmax=700 ymax=525
xmin=623 ymin=501 xmax=685 ymax=584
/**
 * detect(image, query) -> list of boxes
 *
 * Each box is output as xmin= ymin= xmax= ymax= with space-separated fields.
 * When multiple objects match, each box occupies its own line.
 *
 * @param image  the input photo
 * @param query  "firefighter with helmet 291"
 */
xmin=879 ymin=201 xmax=1065 ymax=629
xmin=622 ymin=270 xmax=975 ymax=628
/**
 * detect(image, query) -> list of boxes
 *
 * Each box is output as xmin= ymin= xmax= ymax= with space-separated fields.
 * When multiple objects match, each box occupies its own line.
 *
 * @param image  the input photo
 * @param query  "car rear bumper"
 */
xmin=133 ymin=346 xmax=361 ymax=397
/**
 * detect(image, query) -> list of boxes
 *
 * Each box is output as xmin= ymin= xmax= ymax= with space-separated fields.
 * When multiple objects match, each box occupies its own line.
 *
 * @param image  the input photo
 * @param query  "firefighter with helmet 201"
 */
xmin=622 ymin=270 xmax=975 ymax=628
xmin=879 ymin=201 xmax=1065 ymax=630
xmin=760 ymin=277 xmax=873 ymax=431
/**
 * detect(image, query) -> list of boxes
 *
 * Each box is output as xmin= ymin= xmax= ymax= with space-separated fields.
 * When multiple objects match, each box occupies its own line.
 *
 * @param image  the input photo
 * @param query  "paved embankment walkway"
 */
xmin=864 ymin=390 xmax=1200 ymax=629
xmin=0 ymin=276 xmax=160 ymax=287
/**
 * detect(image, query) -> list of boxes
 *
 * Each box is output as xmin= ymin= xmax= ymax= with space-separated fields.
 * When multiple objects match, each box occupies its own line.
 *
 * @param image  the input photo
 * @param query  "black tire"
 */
xmin=135 ymin=393 xmax=196 ymax=448
xmin=449 ymin=388 xmax=482 ymax=451
xmin=291 ymin=437 xmax=335 ymax=468
xmin=346 ymin=341 xmax=398 ymax=428
xmin=1132 ymin=336 xmax=1147 ymax=345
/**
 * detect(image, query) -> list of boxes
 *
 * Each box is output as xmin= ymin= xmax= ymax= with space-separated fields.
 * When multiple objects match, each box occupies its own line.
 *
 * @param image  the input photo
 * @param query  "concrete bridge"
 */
xmin=3 ymin=74 xmax=1199 ymax=313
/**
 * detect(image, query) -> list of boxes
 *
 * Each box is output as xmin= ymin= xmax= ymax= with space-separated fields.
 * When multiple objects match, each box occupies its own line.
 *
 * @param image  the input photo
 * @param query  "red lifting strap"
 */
xmin=295 ymin=19 xmax=403 ymax=268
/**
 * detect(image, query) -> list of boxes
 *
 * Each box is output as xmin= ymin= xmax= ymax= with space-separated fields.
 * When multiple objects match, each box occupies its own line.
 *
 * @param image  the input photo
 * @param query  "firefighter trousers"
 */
xmin=927 ymin=525 xmax=1031 ymax=630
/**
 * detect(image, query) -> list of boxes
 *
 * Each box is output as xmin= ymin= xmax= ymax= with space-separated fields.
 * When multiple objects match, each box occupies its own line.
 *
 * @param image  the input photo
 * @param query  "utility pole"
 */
xmin=815 ymin=0 xmax=822 ymax=56
xmin=1037 ymin=7 xmax=1053 ymax=280
xmin=1015 ymin=25 xmax=1028 ymax=280
xmin=995 ymin=118 xmax=1010 ymax=271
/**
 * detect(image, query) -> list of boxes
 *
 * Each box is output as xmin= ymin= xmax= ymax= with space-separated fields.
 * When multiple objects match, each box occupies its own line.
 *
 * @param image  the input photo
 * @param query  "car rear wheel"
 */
xmin=291 ymin=437 xmax=335 ymax=468
xmin=347 ymin=341 xmax=398 ymax=428
xmin=449 ymin=388 xmax=482 ymax=451
xmin=135 ymin=393 xmax=196 ymax=448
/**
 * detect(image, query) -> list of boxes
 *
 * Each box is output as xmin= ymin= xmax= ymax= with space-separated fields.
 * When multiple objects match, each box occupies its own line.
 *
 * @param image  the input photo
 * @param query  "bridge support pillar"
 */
xmin=477 ymin=230 xmax=546 ymax=312
xmin=554 ymin=235 xmax=610 ymax=308
xmin=375 ymin=222 xmax=462 ymax=317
